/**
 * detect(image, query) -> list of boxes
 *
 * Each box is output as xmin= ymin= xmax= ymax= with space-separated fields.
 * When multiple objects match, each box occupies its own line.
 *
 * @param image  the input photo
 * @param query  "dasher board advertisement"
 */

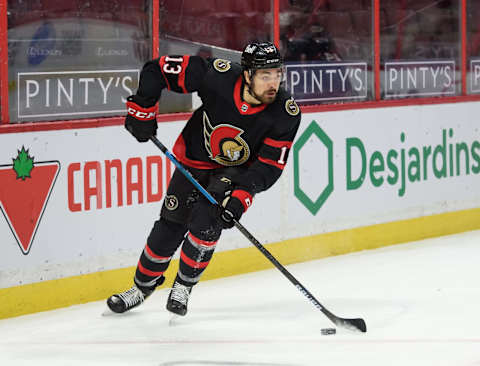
xmin=1 ymin=101 xmax=480 ymax=289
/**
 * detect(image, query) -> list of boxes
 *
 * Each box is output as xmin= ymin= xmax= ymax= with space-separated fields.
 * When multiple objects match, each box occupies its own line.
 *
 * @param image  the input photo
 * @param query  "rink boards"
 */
xmin=1 ymin=101 xmax=480 ymax=318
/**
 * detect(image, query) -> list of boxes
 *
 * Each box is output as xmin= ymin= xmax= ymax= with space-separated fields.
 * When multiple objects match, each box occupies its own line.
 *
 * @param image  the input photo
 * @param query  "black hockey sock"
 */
xmin=134 ymin=218 xmax=187 ymax=289
xmin=176 ymin=232 xmax=218 ymax=286
xmin=134 ymin=242 xmax=172 ymax=290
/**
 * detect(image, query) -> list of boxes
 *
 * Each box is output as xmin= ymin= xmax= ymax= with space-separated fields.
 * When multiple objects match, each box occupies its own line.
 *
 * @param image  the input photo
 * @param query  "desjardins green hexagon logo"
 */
xmin=293 ymin=121 xmax=333 ymax=215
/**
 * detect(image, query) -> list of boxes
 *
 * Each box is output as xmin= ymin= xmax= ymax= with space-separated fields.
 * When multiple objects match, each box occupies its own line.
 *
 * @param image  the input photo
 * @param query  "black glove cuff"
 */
xmin=226 ymin=196 xmax=246 ymax=217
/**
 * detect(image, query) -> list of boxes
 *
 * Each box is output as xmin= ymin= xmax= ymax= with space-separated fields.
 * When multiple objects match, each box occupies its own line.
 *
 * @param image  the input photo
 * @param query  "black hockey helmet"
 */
xmin=241 ymin=42 xmax=283 ymax=72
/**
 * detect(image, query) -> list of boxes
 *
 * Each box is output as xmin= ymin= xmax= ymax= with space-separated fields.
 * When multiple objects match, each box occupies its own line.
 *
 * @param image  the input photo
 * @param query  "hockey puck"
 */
xmin=321 ymin=328 xmax=336 ymax=335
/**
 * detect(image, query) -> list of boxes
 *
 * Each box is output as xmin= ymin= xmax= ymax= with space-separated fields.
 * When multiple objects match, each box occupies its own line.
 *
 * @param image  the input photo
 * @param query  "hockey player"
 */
xmin=107 ymin=42 xmax=301 ymax=316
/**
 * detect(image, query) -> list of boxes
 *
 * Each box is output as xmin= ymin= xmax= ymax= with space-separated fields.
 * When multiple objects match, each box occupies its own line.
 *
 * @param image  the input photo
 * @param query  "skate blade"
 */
xmin=101 ymin=308 xmax=113 ymax=316
xmin=168 ymin=314 xmax=183 ymax=326
xmin=101 ymin=307 xmax=123 ymax=317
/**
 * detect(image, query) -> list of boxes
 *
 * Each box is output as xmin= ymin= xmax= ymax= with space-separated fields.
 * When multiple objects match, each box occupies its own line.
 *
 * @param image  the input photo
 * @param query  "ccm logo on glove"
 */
xmin=124 ymin=96 xmax=158 ymax=143
xmin=127 ymin=101 xmax=156 ymax=121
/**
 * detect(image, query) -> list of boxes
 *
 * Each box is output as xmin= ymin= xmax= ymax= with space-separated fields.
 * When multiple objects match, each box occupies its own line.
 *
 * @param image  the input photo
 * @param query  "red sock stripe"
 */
xmin=180 ymin=250 xmax=210 ymax=269
xmin=145 ymin=244 xmax=171 ymax=261
xmin=188 ymin=232 xmax=217 ymax=247
xmin=137 ymin=261 xmax=165 ymax=277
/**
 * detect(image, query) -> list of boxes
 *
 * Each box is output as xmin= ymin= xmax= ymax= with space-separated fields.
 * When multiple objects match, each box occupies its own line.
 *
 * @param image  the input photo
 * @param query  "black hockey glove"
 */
xmin=125 ymin=95 xmax=157 ymax=142
xmin=220 ymin=189 xmax=253 ymax=229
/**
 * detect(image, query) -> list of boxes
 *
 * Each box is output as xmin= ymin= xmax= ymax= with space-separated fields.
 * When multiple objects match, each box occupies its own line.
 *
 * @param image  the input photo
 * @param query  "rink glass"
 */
xmin=279 ymin=0 xmax=374 ymax=105
xmin=380 ymin=0 xmax=461 ymax=99
xmin=467 ymin=0 xmax=480 ymax=94
xmin=0 ymin=0 xmax=477 ymax=123
xmin=6 ymin=0 xmax=151 ymax=122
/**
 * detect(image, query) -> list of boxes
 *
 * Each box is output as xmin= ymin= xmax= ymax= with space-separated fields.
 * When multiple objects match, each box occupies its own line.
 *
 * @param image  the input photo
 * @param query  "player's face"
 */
xmin=250 ymin=68 xmax=283 ymax=104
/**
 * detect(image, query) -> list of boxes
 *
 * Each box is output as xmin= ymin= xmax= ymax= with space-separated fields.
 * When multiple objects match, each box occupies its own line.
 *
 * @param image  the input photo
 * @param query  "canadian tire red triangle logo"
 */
xmin=0 ymin=147 xmax=60 ymax=255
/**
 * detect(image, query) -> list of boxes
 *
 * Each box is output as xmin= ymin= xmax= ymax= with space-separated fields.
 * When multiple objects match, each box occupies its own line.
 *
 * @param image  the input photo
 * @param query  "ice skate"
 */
xmin=106 ymin=274 xmax=166 ymax=314
xmin=106 ymin=284 xmax=155 ymax=314
xmin=166 ymin=280 xmax=192 ymax=316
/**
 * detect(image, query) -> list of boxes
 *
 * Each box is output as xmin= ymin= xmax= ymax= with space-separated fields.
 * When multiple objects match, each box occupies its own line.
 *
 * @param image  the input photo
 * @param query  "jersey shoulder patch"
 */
xmin=285 ymin=98 xmax=300 ymax=116
xmin=212 ymin=58 xmax=232 ymax=73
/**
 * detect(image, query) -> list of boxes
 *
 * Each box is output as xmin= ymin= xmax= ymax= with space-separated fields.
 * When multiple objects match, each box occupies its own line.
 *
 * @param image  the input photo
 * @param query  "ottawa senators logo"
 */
xmin=164 ymin=195 xmax=179 ymax=210
xmin=285 ymin=98 xmax=300 ymax=116
xmin=213 ymin=59 xmax=231 ymax=73
xmin=203 ymin=112 xmax=250 ymax=166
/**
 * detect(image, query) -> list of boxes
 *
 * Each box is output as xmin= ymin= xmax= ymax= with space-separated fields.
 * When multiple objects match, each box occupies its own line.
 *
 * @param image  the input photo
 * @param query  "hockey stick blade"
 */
xmin=306 ymin=289 xmax=366 ymax=332
xmin=333 ymin=317 xmax=367 ymax=333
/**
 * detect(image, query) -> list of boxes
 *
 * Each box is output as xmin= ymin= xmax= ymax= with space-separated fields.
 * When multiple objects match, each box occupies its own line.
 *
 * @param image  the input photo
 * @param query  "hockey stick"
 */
xmin=150 ymin=135 xmax=367 ymax=333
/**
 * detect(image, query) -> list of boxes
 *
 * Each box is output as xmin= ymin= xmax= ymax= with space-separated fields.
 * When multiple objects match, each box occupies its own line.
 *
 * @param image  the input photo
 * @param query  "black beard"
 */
xmin=248 ymin=80 xmax=276 ymax=105
xmin=257 ymin=92 xmax=277 ymax=104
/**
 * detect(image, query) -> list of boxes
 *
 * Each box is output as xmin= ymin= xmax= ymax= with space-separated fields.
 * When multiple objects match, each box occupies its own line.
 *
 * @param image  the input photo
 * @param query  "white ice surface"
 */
xmin=1 ymin=230 xmax=480 ymax=366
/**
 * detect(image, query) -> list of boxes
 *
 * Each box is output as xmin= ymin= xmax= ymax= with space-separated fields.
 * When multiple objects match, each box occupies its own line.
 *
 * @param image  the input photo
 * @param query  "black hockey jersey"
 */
xmin=134 ymin=55 xmax=301 ymax=195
